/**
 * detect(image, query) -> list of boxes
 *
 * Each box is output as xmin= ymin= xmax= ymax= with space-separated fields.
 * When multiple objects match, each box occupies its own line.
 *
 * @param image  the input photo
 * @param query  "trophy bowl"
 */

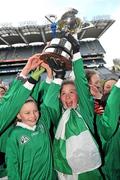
xmin=41 ymin=38 xmax=73 ymax=70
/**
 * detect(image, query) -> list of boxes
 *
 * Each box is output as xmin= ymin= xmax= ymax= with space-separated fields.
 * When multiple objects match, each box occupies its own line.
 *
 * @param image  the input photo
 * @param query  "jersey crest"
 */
xmin=20 ymin=135 xmax=30 ymax=144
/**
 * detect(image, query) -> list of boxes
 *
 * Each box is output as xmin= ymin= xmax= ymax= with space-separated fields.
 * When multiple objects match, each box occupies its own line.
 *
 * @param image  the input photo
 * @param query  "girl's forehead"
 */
xmin=63 ymin=83 xmax=75 ymax=87
xmin=61 ymin=84 xmax=76 ymax=92
xmin=21 ymin=101 xmax=38 ymax=110
xmin=25 ymin=101 xmax=37 ymax=107
xmin=91 ymin=74 xmax=100 ymax=81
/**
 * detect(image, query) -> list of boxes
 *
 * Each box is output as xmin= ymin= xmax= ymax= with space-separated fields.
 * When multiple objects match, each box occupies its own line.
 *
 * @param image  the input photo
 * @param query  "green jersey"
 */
xmin=0 ymin=78 xmax=35 ymax=177
xmin=6 ymin=117 xmax=53 ymax=180
xmin=45 ymin=53 xmax=103 ymax=180
xmin=0 ymin=77 xmax=55 ymax=179
xmin=96 ymin=83 xmax=120 ymax=180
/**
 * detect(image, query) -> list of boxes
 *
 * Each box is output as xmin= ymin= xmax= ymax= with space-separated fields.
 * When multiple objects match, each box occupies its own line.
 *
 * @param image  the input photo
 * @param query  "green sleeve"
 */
xmin=44 ymin=82 xmax=62 ymax=129
xmin=0 ymin=79 xmax=34 ymax=133
xmin=0 ymin=125 xmax=14 ymax=152
xmin=31 ymin=80 xmax=50 ymax=102
xmin=72 ymin=57 xmax=95 ymax=134
xmin=32 ymin=80 xmax=53 ymax=130
xmin=31 ymin=79 xmax=42 ymax=101
xmin=5 ymin=133 xmax=20 ymax=180
xmin=97 ymin=86 xmax=120 ymax=141
xmin=40 ymin=104 xmax=51 ymax=130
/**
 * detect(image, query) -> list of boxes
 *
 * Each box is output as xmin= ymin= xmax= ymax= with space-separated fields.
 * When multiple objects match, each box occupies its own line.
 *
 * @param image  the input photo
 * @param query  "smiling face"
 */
xmin=60 ymin=82 xmax=78 ymax=109
xmin=103 ymin=79 xmax=117 ymax=95
xmin=17 ymin=101 xmax=39 ymax=127
xmin=85 ymin=69 xmax=102 ymax=94
xmin=89 ymin=74 xmax=101 ymax=90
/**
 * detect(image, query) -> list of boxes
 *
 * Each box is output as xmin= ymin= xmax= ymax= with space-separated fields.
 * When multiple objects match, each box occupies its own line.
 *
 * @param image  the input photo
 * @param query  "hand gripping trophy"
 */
xmin=41 ymin=8 xmax=92 ymax=70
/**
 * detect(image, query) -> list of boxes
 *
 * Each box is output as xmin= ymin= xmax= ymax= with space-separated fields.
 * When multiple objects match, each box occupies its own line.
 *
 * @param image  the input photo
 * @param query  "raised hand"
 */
xmin=94 ymin=100 xmax=104 ymax=115
xmin=21 ymin=54 xmax=43 ymax=76
xmin=41 ymin=62 xmax=53 ymax=80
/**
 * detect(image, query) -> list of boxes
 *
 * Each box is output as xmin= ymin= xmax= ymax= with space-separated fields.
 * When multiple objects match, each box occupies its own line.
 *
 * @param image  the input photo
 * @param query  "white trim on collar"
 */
xmin=16 ymin=122 xmax=36 ymax=131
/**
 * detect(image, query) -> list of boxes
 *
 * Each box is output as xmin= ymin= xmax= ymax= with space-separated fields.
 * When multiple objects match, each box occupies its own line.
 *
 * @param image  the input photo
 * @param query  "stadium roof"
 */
xmin=0 ymin=18 xmax=115 ymax=47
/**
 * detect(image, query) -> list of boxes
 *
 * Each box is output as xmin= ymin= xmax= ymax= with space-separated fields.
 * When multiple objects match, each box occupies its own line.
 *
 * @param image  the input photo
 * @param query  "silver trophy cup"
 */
xmin=41 ymin=8 xmax=86 ymax=70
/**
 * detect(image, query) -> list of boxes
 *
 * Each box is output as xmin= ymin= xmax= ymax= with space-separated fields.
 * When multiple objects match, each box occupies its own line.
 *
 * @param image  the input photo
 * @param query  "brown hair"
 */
xmin=85 ymin=69 xmax=99 ymax=83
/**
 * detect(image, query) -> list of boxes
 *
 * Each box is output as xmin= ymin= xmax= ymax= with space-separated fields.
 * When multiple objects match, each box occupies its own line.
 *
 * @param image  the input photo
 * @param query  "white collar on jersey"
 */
xmin=16 ymin=122 xmax=36 ymax=131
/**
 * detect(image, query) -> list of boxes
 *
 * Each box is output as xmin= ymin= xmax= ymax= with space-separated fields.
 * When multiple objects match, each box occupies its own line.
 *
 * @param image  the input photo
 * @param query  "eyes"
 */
xmin=24 ymin=110 xmax=38 ymax=115
xmin=61 ymin=90 xmax=76 ymax=97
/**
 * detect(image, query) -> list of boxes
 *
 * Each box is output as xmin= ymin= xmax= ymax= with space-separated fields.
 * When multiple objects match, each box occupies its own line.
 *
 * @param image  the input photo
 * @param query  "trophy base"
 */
xmin=41 ymin=52 xmax=72 ymax=70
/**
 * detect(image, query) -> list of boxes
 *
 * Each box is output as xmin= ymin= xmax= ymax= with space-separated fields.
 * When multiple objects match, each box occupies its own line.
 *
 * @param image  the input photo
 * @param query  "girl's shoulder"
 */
xmin=8 ymin=126 xmax=29 ymax=139
xmin=7 ymin=126 xmax=32 ymax=146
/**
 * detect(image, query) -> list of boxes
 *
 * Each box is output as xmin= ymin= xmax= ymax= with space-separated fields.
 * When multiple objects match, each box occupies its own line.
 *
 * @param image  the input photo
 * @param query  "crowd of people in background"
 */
xmin=0 ymin=33 xmax=120 ymax=180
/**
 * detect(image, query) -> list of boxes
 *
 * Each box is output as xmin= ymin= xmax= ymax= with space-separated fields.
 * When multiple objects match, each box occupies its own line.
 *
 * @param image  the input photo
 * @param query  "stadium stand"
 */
xmin=0 ymin=17 xmax=119 ymax=84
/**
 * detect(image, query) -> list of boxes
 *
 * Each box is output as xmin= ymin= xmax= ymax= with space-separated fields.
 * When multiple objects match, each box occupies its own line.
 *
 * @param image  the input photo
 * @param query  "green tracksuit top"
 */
xmin=44 ymin=53 xmax=103 ymax=180
xmin=0 ymin=78 xmax=51 ymax=153
xmin=6 ymin=118 xmax=53 ymax=180
xmin=73 ymin=59 xmax=120 ymax=180
xmin=0 ymin=78 xmax=54 ymax=179
xmin=0 ymin=78 xmax=35 ymax=177
xmin=96 ymin=83 xmax=120 ymax=180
